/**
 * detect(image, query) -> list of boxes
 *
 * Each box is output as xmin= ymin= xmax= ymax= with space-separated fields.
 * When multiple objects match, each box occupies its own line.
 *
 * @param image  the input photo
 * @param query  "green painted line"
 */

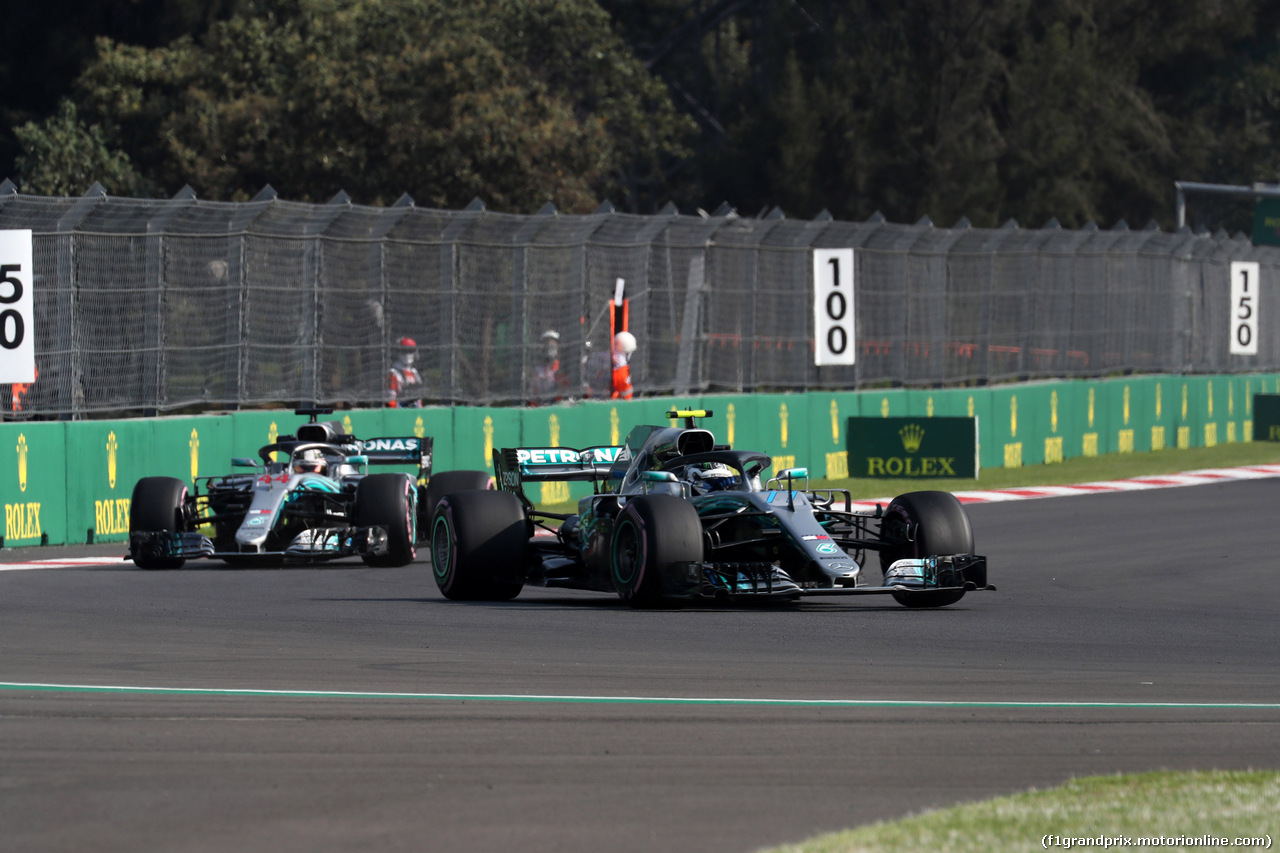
xmin=1 ymin=682 xmax=1278 ymax=710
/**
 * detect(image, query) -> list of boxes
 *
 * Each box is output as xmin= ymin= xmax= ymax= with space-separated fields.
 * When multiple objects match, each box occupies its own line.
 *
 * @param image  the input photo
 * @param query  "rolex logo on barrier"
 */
xmin=899 ymin=423 xmax=925 ymax=453
xmin=483 ymin=416 xmax=495 ymax=468
xmin=850 ymin=415 xmax=975 ymax=479
xmin=867 ymin=421 xmax=954 ymax=476
xmin=17 ymin=433 xmax=28 ymax=493
xmin=190 ymin=428 xmax=200 ymax=481
xmin=7 ymin=432 xmax=42 ymax=542
xmin=107 ymin=431 xmax=118 ymax=489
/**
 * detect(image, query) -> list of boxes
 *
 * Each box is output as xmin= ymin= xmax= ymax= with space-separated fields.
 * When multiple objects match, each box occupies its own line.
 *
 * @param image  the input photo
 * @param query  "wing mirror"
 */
xmin=640 ymin=469 xmax=685 ymax=497
xmin=767 ymin=467 xmax=810 ymax=508
xmin=770 ymin=467 xmax=809 ymax=486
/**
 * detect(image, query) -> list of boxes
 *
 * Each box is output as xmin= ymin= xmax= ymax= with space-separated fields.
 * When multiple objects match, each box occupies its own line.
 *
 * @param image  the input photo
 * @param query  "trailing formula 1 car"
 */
xmin=430 ymin=410 xmax=993 ymax=607
xmin=128 ymin=409 xmax=491 ymax=569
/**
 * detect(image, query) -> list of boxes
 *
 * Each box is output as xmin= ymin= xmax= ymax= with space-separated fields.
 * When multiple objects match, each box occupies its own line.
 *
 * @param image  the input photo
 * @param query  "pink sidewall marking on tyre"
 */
xmin=404 ymin=477 xmax=416 ymax=560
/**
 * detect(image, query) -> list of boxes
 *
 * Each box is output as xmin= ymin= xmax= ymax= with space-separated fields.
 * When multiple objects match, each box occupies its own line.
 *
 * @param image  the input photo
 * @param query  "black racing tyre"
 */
xmin=421 ymin=469 xmax=493 ymax=534
xmin=355 ymin=473 xmax=417 ymax=567
xmin=609 ymin=495 xmax=703 ymax=608
xmin=431 ymin=489 xmax=526 ymax=601
xmin=129 ymin=477 xmax=189 ymax=570
xmin=878 ymin=490 xmax=974 ymax=608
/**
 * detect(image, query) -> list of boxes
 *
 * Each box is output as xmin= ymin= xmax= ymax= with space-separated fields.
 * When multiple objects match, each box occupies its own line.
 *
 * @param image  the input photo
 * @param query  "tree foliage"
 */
xmin=0 ymin=0 xmax=249 ymax=182
xmin=22 ymin=0 xmax=693 ymax=211
xmin=604 ymin=0 xmax=1280 ymax=229
xmin=6 ymin=0 xmax=1280 ymax=228
xmin=13 ymin=101 xmax=144 ymax=197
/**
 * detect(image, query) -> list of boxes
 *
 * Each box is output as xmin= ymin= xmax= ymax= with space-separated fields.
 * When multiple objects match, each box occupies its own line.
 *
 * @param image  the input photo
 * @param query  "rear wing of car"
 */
xmin=359 ymin=436 xmax=433 ymax=478
xmin=494 ymin=445 xmax=622 ymax=494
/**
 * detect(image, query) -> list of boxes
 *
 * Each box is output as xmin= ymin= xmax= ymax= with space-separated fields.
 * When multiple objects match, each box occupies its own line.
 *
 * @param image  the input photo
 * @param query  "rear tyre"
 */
xmin=130 ymin=477 xmax=189 ymax=570
xmin=431 ymin=490 xmax=525 ymax=601
xmin=421 ymin=470 xmax=493 ymax=534
xmin=610 ymin=495 xmax=703 ymax=608
xmin=878 ymin=490 xmax=973 ymax=608
xmin=355 ymin=473 xmax=417 ymax=567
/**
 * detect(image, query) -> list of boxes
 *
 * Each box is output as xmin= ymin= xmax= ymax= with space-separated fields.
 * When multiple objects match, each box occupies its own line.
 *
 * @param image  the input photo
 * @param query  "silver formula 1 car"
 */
xmin=128 ymin=408 xmax=489 ymax=569
xmin=430 ymin=410 xmax=993 ymax=607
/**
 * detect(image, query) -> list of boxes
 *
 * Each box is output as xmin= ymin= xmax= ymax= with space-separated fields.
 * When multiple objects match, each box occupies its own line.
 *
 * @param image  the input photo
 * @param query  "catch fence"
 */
xmin=1 ymin=183 xmax=1276 ymax=418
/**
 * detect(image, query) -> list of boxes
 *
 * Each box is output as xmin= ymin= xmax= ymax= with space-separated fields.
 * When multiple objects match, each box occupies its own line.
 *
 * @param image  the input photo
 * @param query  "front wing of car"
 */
xmin=129 ymin=525 xmax=392 ymax=564
xmin=650 ymin=554 xmax=991 ymax=603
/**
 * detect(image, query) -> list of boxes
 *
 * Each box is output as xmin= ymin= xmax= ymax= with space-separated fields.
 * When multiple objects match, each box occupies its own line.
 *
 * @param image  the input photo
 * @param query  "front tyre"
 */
xmin=879 ymin=490 xmax=973 ymax=608
xmin=355 ymin=473 xmax=417 ymax=567
xmin=129 ymin=477 xmax=190 ymax=570
xmin=431 ymin=490 xmax=525 ymax=601
xmin=610 ymin=495 xmax=703 ymax=608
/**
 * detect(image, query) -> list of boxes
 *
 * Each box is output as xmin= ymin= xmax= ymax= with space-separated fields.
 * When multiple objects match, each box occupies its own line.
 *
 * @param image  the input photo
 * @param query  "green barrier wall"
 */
xmin=0 ymin=423 xmax=67 ymax=547
xmin=64 ymin=416 xmax=236 ymax=545
xmin=451 ymin=406 xmax=522 ymax=473
xmin=331 ymin=410 xmax=383 ymax=444
xmin=803 ymin=393 xmax=863 ymax=480
xmin=7 ymin=373 xmax=1280 ymax=548
xmin=65 ymin=419 xmax=150 ymax=545
xmin=234 ymin=410 xmax=308 ymax=466
xmin=862 ymin=390 xmax=910 ymax=420
xmin=988 ymin=384 xmax=1040 ymax=468
xmin=723 ymin=393 xmax=810 ymax=477
xmin=381 ymin=408 xmax=452 ymax=482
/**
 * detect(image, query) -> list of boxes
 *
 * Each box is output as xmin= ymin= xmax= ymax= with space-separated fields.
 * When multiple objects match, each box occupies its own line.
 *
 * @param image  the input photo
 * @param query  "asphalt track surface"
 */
xmin=3 ymin=479 xmax=1280 ymax=853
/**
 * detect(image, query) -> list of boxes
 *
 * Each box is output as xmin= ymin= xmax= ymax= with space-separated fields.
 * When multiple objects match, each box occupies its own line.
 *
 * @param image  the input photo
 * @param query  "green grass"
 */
xmin=760 ymin=770 xmax=1279 ymax=853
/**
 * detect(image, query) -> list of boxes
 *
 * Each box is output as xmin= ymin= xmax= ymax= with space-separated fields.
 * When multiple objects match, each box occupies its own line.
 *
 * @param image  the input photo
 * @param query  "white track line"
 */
xmin=2 ymin=681 xmax=1279 ymax=709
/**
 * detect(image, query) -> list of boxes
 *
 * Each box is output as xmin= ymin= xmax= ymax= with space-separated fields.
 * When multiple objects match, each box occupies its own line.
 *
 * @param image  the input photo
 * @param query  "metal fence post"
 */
xmin=54 ymin=184 xmax=108 ymax=418
xmin=144 ymin=186 xmax=198 ymax=411
xmin=439 ymin=199 xmax=485 ymax=404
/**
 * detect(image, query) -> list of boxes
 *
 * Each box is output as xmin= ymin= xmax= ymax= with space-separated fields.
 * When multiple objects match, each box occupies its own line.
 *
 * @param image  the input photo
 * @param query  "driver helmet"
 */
xmin=294 ymin=448 xmax=328 ymax=475
xmin=687 ymin=463 xmax=739 ymax=494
